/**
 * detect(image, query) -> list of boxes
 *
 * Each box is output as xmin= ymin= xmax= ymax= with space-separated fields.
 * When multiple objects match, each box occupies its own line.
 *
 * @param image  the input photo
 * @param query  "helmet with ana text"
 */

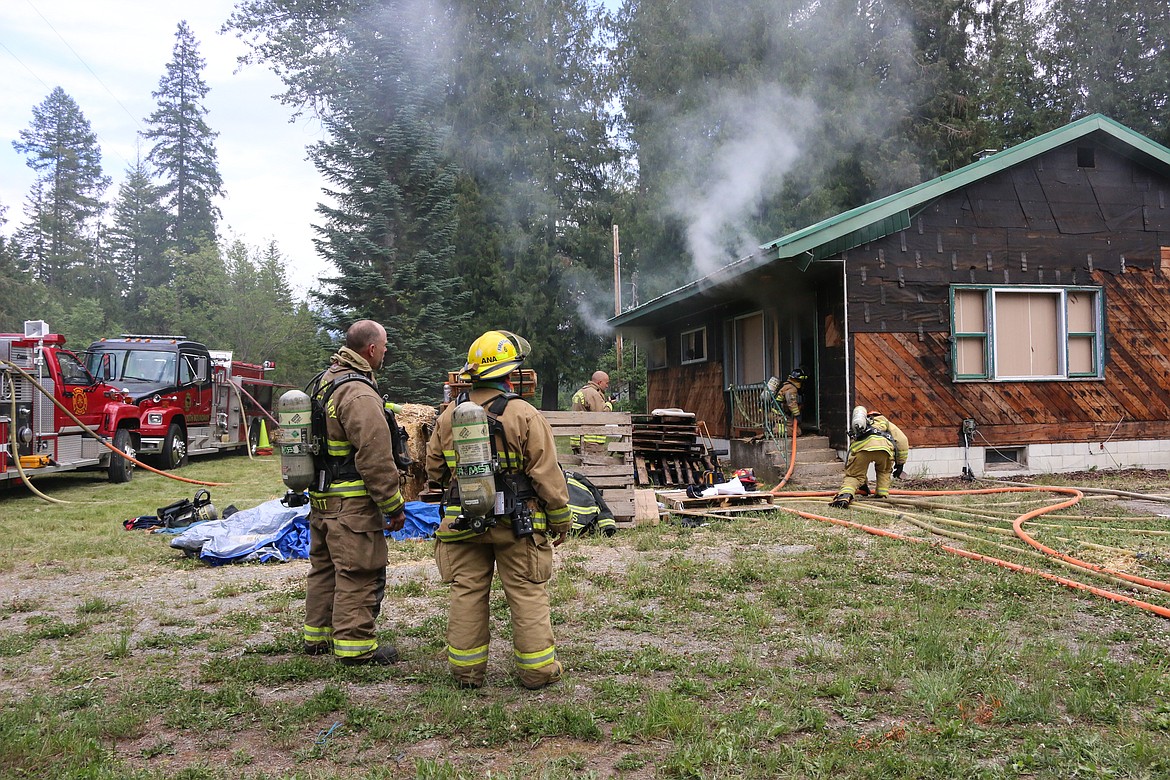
xmin=460 ymin=330 xmax=531 ymax=381
xmin=788 ymin=366 xmax=809 ymax=382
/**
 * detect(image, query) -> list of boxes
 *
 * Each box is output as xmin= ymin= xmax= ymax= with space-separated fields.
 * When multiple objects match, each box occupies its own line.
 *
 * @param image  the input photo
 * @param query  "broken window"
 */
xmin=681 ymin=327 xmax=707 ymax=365
xmin=950 ymin=286 xmax=1103 ymax=380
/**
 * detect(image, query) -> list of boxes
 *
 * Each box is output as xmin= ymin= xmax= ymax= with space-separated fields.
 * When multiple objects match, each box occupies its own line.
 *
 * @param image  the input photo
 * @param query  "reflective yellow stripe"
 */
xmin=581 ymin=435 xmax=607 ymax=444
xmin=442 ymin=450 xmax=456 ymax=468
xmin=377 ymin=492 xmax=405 ymax=514
xmin=333 ymin=638 xmax=378 ymax=657
xmin=514 ymin=645 xmax=556 ymax=670
xmin=303 ymin=625 xmax=333 ymax=642
xmin=448 ymin=643 xmax=489 ymax=667
xmin=325 ymin=439 xmax=352 ymax=456
xmin=546 ymin=506 xmax=570 ymax=526
xmin=309 ymin=479 xmax=369 ymax=500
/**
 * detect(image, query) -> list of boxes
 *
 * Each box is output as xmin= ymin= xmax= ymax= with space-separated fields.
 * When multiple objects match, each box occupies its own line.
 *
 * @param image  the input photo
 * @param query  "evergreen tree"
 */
xmin=446 ymin=0 xmax=620 ymax=408
xmin=107 ymin=157 xmax=170 ymax=307
xmin=11 ymin=87 xmax=110 ymax=294
xmin=1041 ymin=0 xmax=1170 ymax=144
xmin=143 ymin=21 xmax=224 ymax=253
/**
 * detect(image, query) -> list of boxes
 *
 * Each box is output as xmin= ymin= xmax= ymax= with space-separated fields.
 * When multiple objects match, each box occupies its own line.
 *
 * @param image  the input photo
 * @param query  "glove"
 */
xmin=384 ymin=511 xmax=406 ymax=532
xmin=829 ymin=493 xmax=852 ymax=509
xmin=892 ymin=464 xmax=904 ymax=479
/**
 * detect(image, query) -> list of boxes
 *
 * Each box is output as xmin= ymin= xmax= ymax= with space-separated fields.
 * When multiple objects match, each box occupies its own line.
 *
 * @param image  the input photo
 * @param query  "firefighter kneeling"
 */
xmin=426 ymin=330 xmax=571 ymax=689
xmin=830 ymin=405 xmax=910 ymax=508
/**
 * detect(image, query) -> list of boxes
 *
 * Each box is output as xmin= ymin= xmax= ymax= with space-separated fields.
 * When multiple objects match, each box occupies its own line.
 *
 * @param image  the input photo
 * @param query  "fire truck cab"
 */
xmin=1 ymin=321 xmax=142 ymax=487
xmin=86 ymin=335 xmax=275 ymax=469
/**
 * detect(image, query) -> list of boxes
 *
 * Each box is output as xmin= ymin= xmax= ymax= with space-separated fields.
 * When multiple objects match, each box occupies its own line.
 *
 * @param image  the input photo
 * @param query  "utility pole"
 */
xmin=613 ymin=224 xmax=623 ymax=368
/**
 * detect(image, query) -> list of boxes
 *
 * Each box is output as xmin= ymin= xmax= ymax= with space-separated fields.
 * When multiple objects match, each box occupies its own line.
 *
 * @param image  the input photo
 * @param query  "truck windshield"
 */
xmin=56 ymin=351 xmax=95 ymax=385
xmin=87 ymin=350 xmax=177 ymax=384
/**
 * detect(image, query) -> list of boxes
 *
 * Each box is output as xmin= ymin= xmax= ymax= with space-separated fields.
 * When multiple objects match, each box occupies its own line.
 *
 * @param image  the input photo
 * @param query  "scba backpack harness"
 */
xmin=447 ymin=390 xmax=538 ymax=538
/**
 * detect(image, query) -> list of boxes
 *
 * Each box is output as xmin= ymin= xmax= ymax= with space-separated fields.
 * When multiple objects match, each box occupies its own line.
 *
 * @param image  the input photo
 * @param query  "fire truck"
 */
xmin=85 ymin=335 xmax=277 ymax=469
xmin=1 ymin=321 xmax=142 ymax=486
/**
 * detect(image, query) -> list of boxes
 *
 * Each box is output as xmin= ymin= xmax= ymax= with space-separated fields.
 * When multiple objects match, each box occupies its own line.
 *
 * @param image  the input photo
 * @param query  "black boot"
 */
xmin=829 ymin=493 xmax=853 ymax=509
xmin=340 ymin=644 xmax=400 ymax=666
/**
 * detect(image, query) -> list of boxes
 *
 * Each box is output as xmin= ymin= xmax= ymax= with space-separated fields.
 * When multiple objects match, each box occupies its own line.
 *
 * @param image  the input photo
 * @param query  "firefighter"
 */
xmin=830 ymin=406 xmax=910 ymax=508
xmin=426 ymin=330 xmax=572 ymax=689
xmin=777 ymin=367 xmax=808 ymax=428
xmin=303 ymin=320 xmax=406 ymax=665
xmin=571 ymin=370 xmax=612 ymax=453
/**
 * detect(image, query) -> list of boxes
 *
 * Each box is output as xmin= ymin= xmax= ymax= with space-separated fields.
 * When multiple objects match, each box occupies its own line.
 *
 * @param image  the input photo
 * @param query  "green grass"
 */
xmin=1 ymin=458 xmax=1169 ymax=777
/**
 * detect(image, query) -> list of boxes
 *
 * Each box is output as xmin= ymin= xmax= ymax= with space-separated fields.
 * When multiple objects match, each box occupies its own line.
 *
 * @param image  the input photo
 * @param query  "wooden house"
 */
xmin=611 ymin=115 xmax=1170 ymax=477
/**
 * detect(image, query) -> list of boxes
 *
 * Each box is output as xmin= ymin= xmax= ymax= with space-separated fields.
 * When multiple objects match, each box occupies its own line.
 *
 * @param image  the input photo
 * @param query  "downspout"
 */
xmin=841 ymin=252 xmax=852 ymax=447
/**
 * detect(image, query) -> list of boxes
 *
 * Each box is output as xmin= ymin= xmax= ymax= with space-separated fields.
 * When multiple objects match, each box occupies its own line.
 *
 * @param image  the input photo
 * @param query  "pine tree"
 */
xmin=106 ymin=157 xmax=169 ymax=307
xmin=143 ymin=21 xmax=224 ymax=253
xmin=11 ymin=87 xmax=110 ymax=293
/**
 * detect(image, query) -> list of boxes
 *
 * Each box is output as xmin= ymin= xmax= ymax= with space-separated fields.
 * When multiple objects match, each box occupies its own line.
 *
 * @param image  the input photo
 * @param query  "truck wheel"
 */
xmin=162 ymin=422 xmax=188 ymax=469
xmin=108 ymin=428 xmax=137 ymax=484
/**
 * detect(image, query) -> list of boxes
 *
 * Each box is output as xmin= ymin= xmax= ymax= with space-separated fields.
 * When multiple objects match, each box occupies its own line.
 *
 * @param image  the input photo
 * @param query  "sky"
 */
xmin=0 ymin=0 xmax=329 ymax=296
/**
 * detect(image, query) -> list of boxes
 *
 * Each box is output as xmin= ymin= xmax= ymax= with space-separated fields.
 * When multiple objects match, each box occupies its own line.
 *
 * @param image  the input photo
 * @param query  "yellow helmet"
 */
xmin=460 ymin=330 xmax=531 ymax=381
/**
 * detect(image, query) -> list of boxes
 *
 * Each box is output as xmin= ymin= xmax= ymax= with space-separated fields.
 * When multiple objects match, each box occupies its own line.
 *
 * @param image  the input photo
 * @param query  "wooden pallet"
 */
xmin=655 ymin=489 xmax=774 ymax=512
xmin=543 ymin=410 xmax=635 ymax=526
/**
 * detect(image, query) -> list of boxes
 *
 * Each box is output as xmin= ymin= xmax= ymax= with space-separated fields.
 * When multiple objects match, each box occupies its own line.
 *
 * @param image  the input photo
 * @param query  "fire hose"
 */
xmin=770 ymin=484 xmax=1170 ymax=619
xmin=1 ymin=357 xmax=227 ymax=495
xmin=6 ymin=373 xmax=65 ymax=504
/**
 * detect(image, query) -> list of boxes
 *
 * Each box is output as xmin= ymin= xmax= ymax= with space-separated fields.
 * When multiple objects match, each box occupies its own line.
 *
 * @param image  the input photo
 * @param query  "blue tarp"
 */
xmin=169 ymin=499 xmax=441 ymax=565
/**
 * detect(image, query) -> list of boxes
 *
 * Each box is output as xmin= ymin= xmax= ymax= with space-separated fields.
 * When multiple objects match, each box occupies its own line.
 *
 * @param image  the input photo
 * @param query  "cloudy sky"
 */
xmin=0 ymin=0 xmax=329 ymax=295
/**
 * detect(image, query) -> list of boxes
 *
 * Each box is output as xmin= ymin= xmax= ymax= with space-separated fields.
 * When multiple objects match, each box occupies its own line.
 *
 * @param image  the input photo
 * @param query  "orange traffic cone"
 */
xmin=256 ymin=420 xmax=273 ymax=456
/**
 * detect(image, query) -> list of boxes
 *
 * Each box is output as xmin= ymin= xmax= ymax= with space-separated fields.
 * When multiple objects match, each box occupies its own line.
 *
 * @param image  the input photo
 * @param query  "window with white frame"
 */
xmin=951 ymin=286 xmax=1102 ymax=380
xmin=680 ymin=327 xmax=707 ymax=365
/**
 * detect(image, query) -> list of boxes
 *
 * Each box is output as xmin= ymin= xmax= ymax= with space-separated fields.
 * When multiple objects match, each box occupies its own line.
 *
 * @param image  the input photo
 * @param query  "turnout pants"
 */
xmin=840 ymin=450 xmax=894 ymax=498
xmin=304 ymin=497 xmax=388 ymax=661
xmin=435 ymin=524 xmax=562 ymax=689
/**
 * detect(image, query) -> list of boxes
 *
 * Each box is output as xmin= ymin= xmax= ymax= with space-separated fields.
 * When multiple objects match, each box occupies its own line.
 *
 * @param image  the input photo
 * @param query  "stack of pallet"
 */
xmin=543 ymin=410 xmax=635 ymax=527
xmin=445 ymin=369 xmax=538 ymax=401
xmin=631 ymin=410 xmax=717 ymax=487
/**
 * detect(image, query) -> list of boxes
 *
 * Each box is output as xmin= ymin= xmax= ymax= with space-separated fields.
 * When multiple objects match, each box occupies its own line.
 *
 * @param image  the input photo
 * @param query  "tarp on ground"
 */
xmin=169 ymin=499 xmax=441 ymax=565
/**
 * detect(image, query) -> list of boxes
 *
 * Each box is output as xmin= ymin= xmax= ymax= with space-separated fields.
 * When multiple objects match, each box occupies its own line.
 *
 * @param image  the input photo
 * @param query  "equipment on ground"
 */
xmin=452 ymin=399 xmax=497 ymax=531
xmin=276 ymin=389 xmax=315 ymax=506
xmin=157 ymin=488 xmax=217 ymax=528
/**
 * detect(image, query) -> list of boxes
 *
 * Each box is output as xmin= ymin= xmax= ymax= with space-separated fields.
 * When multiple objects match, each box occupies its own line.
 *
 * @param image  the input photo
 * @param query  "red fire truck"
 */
xmin=86 ymin=335 xmax=277 ymax=469
xmin=1 ymin=321 xmax=142 ymax=486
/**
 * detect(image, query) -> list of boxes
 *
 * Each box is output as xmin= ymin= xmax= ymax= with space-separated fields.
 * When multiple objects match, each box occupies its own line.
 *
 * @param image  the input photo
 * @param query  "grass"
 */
xmin=0 ymin=457 xmax=1169 ymax=778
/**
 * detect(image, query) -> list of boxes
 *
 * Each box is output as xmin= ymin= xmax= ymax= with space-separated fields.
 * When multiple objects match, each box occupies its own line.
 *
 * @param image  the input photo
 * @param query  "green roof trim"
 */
xmin=611 ymin=114 xmax=1170 ymax=328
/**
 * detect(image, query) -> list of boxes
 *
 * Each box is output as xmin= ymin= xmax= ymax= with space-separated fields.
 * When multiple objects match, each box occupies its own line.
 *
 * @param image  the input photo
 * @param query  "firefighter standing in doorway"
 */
xmin=426 ymin=330 xmax=572 ymax=689
xmin=571 ymin=370 xmax=612 ymax=454
xmin=830 ymin=406 xmax=910 ymax=508
xmin=303 ymin=320 xmax=406 ymax=665
xmin=777 ymin=367 xmax=808 ymax=429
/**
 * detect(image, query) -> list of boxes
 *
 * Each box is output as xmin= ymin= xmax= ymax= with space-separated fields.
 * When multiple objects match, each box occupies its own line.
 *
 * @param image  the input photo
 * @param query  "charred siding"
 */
xmin=849 ymin=139 xmax=1170 ymax=448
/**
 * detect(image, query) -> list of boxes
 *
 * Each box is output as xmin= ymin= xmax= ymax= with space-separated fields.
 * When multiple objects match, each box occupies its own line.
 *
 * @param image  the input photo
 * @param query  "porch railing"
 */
xmin=727 ymin=382 xmax=788 ymax=440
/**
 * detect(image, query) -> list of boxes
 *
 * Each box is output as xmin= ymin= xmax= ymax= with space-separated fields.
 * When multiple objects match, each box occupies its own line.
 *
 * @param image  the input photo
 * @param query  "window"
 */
xmin=680 ymin=327 xmax=707 ymax=365
xmin=647 ymin=338 xmax=667 ymax=370
xmin=951 ymin=286 xmax=1102 ymax=380
xmin=733 ymin=312 xmax=765 ymax=384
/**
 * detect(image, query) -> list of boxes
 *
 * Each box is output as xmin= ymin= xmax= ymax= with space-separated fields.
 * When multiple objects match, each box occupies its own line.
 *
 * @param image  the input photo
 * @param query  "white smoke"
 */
xmin=664 ymin=84 xmax=816 ymax=277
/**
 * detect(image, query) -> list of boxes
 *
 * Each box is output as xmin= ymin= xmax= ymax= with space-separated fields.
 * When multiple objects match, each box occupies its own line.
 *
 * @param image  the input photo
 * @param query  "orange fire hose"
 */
xmin=772 ymin=419 xmax=799 ymax=490
xmin=771 ymin=484 xmax=1170 ymax=619
xmin=2 ymin=358 xmax=226 ymax=491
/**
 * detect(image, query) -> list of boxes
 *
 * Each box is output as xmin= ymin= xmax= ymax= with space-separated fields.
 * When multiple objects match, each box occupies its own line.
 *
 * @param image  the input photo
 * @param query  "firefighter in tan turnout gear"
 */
xmin=830 ymin=406 xmax=910 ymax=509
xmin=571 ymin=370 xmax=611 ymax=453
xmin=303 ymin=320 xmax=406 ymax=666
xmin=426 ymin=330 xmax=572 ymax=689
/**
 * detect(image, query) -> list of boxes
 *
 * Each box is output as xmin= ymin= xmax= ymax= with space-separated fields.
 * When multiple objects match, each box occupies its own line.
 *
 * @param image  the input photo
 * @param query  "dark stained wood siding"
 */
xmin=647 ymin=361 xmax=728 ymax=437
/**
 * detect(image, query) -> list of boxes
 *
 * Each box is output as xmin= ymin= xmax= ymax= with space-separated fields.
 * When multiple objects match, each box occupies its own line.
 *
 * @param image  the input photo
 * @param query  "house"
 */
xmin=611 ymin=115 xmax=1170 ymax=478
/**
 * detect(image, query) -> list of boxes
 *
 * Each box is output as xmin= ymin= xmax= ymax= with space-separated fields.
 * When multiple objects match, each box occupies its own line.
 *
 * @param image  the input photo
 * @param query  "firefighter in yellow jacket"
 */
xmin=303 ymin=320 xmax=406 ymax=665
xmin=830 ymin=406 xmax=910 ymax=509
xmin=426 ymin=330 xmax=572 ymax=689
xmin=571 ymin=370 xmax=612 ymax=453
